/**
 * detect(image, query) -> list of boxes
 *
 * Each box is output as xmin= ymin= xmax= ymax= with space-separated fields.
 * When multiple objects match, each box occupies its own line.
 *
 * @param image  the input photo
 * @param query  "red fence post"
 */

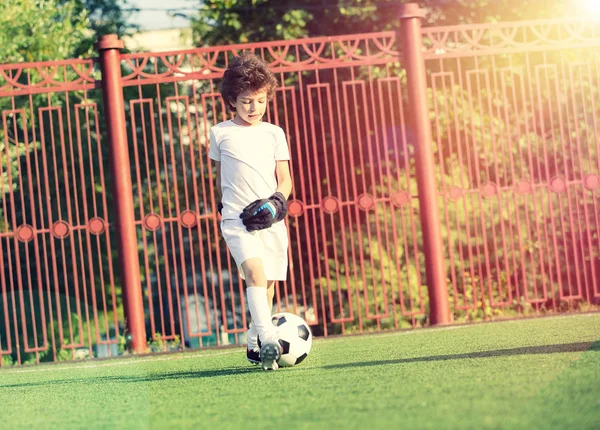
xmin=96 ymin=34 xmax=147 ymax=352
xmin=399 ymin=4 xmax=451 ymax=325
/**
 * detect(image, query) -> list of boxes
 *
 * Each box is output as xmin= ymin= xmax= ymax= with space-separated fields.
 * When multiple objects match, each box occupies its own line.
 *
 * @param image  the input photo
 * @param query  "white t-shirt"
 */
xmin=208 ymin=120 xmax=290 ymax=220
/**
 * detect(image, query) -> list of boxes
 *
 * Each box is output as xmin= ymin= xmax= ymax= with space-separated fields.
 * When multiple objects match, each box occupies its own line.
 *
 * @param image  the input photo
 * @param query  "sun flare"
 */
xmin=583 ymin=0 xmax=600 ymax=15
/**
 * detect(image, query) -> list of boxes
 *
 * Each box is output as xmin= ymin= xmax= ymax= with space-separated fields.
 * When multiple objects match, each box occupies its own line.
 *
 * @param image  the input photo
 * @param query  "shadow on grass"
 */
xmin=0 ymin=366 xmax=260 ymax=388
xmin=2 ymin=342 xmax=597 ymax=389
xmin=322 ymin=341 xmax=599 ymax=370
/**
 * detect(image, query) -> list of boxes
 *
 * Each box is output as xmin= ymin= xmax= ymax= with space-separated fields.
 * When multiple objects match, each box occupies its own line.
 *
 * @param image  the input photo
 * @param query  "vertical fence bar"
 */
xmin=399 ymin=4 xmax=451 ymax=324
xmin=96 ymin=34 xmax=147 ymax=352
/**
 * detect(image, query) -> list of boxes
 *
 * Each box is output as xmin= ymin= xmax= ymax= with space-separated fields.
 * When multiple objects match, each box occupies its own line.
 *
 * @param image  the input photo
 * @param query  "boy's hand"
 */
xmin=240 ymin=206 xmax=274 ymax=232
xmin=240 ymin=192 xmax=288 ymax=231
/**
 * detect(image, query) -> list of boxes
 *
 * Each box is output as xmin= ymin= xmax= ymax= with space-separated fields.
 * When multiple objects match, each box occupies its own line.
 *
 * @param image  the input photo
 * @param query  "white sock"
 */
xmin=247 ymin=322 xmax=258 ymax=350
xmin=246 ymin=286 xmax=278 ymax=344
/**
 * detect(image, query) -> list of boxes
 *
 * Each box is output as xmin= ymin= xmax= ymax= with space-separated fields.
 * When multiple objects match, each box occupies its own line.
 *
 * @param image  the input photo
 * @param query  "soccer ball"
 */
xmin=272 ymin=312 xmax=313 ymax=367
xmin=260 ymin=312 xmax=313 ymax=367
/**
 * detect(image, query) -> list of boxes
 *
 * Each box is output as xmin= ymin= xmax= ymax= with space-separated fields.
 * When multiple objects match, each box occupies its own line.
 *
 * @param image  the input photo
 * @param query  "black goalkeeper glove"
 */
xmin=239 ymin=192 xmax=288 ymax=232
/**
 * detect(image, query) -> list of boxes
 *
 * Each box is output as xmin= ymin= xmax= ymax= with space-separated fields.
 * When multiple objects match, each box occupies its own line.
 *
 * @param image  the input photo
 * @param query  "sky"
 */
xmin=126 ymin=0 xmax=195 ymax=31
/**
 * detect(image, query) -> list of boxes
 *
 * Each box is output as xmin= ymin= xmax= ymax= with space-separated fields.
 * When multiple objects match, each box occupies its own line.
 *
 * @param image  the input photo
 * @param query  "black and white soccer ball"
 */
xmin=260 ymin=312 xmax=313 ymax=367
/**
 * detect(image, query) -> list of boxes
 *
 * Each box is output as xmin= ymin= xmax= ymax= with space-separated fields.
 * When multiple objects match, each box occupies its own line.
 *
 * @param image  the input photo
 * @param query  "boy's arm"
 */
xmin=215 ymin=160 xmax=222 ymax=202
xmin=275 ymin=160 xmax=292 ymax=199
xmin=239 ymin=160 xmax=291 ymax=230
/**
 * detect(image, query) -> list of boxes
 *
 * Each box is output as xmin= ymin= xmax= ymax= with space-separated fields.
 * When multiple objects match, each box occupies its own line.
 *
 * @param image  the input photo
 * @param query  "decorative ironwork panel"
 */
xmin=0 ymin=62 xmax=119 ymax=365
xmin=427 ymin=23 xmax=600 ymax=320
xmin=422 ymin=18 xmax=600 ymax=59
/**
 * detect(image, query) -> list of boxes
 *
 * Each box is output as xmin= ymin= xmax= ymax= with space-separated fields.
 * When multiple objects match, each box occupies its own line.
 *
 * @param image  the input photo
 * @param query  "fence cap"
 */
xmin=398 ymin=3 xmax=426 ymax=19
xmin=95 ymin=34 xmax=124 ymax=51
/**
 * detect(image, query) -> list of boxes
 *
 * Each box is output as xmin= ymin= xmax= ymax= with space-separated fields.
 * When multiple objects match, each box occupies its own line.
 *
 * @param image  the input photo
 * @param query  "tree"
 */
xmin=189 ymin=0 xmax=576 ymax=47
xmin=0 ymin=0 xmax=91 ymax=63
xmin=63 ymin=0 xmax=140 ymax=57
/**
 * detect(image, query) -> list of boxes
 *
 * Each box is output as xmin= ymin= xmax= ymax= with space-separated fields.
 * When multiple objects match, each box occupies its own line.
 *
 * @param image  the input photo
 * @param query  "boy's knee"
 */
xmin=242 ymin=259 xmax=267 ymax=286
xmin=245 ymin=273 xmax=267 ymax=287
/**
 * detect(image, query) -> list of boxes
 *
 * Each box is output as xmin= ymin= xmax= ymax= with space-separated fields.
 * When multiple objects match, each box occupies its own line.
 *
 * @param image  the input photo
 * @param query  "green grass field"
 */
xmin=1 ymin=314 xmax=598 ymax=429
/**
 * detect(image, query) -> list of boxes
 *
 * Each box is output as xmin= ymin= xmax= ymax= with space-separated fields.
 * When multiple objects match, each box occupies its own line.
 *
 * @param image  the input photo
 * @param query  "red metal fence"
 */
xmin=1 ymin=8 xmax=599 ymax=365
xmin=423 ymin=18 xmax=600 ymax=318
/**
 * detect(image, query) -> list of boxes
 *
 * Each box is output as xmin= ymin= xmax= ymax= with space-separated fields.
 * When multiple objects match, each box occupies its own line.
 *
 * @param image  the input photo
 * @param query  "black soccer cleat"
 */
xmin=260 ymin=341 xmax=282 ymax=371
xmin=246 ymin=347 xmax=260 ymax=365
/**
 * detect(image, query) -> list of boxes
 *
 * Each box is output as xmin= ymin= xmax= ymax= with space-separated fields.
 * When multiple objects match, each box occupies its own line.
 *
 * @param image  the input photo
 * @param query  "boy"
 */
xmin=208 ymin=52 xmax=293 ymax=370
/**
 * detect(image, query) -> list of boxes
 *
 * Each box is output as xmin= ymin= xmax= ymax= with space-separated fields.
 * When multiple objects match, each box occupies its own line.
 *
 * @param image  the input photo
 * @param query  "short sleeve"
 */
xmin=208 ymin=128 xmax=220 ymax=161
xmin=274 ymin=127 xmax=290 ymax=161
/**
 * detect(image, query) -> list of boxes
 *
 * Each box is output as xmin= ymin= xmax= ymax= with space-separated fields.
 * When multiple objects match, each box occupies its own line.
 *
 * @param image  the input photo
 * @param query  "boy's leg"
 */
xmin=267 ymin=281 xmax=275 ymax=310
xmin=247 ymin=281 xmax=274 ymax=346
xmin=246 ymin=281 xmax=275 ymax=365
xmin=242 ymin=259 xmax=281 ymax=370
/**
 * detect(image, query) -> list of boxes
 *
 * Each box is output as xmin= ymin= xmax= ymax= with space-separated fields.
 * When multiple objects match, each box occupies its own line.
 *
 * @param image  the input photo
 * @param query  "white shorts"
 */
xmin=220 ymin=218 xmax=289 ymax=281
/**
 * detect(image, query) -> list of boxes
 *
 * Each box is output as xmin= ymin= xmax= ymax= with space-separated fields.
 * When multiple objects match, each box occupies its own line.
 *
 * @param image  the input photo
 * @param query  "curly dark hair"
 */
xmin=219 ymin=52 xmax=278 ymax=112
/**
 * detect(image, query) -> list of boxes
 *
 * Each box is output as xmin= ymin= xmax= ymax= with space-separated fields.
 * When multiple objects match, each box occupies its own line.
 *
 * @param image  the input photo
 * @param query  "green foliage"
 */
xmin=0 ymin=289 xmax=123 ymax=365
xmin=189 ymin=0 xmax=578 ymax=47
xmin=146 ymin=333 xmax=182 ymax=353
xmin=0 ymin=0 xmax=133 ymax=201
xmin=190 ymin=0 xmax=312 ymax=45
xmin=428 ymin=50 xmax=600 ymax=317
xmin=0 ymin=0 xmax=91 ymax=63
xmin=0 ymin=0 xmax=137 ymax=62
xmin=63 ymin=0 xmax=140 ymax=56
